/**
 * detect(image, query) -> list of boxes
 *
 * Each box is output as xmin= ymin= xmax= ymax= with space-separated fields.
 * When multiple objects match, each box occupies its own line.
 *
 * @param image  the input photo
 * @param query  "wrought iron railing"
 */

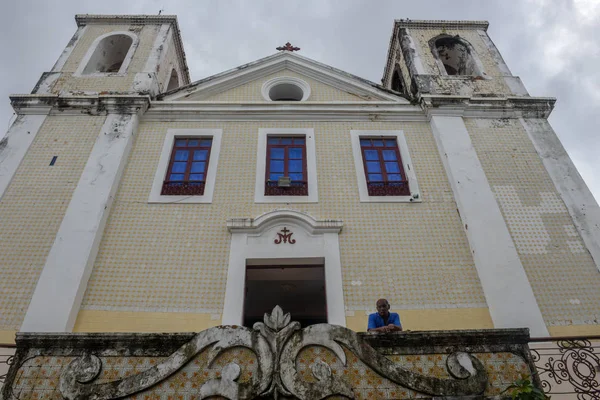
xmin=0 ymin=344 xmax=16 ymax=390
xmin=530 ymin=336 xmax=600 ymax=400
xmin=264 ymin=180 xmax=308 ymax=196
xmin=161 ymin=181 xmax=206 ymax=196
xmin=367 ymin=180 xmax=410 ymax=196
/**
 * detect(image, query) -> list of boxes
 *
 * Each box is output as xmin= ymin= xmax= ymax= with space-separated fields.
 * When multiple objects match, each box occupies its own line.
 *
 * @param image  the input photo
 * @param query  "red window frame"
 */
xmin=360 ymin=137 xmax=410 ymax=196
xmin=161 ymin=137 xmax=212 ymax=196
xmin=265 ymin=136 xmax=308 ymax=196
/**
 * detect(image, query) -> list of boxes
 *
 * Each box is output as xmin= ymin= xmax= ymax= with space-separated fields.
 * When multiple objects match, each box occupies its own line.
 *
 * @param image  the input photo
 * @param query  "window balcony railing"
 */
xmin=366 ymin=181 xmax=410 ymax=196
xmin=161 ymin=181 xmax=206 ymax=196
xmin=530 ymin=335 xmax=600 ymax=399
xmin=264 ymin=180 xmax=308 ymax=196
xmin=0 ymin=344 xmax=16 ymax=391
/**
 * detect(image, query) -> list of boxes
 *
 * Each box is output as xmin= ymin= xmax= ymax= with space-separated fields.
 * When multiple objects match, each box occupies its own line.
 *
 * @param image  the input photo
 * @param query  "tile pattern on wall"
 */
xmin=9 ymin=348 xmax=529 ymax=399
xmin=81 ymin=120 xmax=487 ymax=317
xmin=0 ymin=116 xmax=104 ymax=330
xmin=466 ymin=118 xmax=600 ymax=326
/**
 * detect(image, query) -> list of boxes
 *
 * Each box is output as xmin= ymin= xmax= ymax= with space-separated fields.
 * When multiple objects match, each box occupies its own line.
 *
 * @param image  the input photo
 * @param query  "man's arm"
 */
xmin=387 ymin=313 xmax=402 ymax=331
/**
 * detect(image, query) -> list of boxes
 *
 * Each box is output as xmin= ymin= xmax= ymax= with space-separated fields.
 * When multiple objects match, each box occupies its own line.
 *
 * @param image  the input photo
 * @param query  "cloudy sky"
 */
xmin=1 ymin=0 xmax=598 ymax=201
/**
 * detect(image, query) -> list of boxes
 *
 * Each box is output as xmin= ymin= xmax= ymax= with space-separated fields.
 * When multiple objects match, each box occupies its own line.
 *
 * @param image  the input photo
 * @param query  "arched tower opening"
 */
xmin=391 ymin=67 xmax=404 ymax=93
xmin=82 ymin=33 xmax=135 ymax=74
xmin=166 ymin=68 xmax=179 ymax=91
xmin=432 ymin=36 xmax=481 ymax=76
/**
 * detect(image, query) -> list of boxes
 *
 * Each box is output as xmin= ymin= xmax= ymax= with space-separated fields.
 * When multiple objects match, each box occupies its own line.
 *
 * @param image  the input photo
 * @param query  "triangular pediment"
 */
xmin=161 ymin=52 xmax=408 ymax=103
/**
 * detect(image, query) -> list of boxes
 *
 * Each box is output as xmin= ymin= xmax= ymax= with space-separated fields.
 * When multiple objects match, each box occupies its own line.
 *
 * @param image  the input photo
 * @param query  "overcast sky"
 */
xmin=1 ymin=0 xmax=598 ymax=201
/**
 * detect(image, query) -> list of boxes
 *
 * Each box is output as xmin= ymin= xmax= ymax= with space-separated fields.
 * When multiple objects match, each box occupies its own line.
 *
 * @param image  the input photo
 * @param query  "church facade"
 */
xmin=1 ymin=14 xmax=599 ymax=346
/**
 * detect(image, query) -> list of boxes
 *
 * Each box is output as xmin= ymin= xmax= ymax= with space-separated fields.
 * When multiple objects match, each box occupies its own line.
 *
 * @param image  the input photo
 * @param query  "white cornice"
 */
xmin=10 ymin=94 xmax=151 ymax=116
xmin=394 ymin=19 xmax=489 ymax=31
xmin=422 ymin=95 xmax=556 ymax=119
xmin=143 ymin=101 xmax=426 ymax=122
xmin=162 ymin=52 xmax=407 ymax=103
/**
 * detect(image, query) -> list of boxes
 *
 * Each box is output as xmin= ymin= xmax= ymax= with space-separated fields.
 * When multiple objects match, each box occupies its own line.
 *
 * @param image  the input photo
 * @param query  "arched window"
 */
xmin=80 ymin=32 xmax=137 ymax=75
xmin=166 ymin=69 xmax=179 ymax=91
xmin=391 ymin=68 xmax=404 ymax=93
xmin=431 ymin=36 xmax=482 ymax=76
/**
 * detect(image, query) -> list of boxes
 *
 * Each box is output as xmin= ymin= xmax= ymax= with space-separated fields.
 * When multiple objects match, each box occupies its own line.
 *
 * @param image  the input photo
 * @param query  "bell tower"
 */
xmin=382 ymin=19 xmax=529 ymax=99
xmin=32 ymin=14 xmax=190 ymax=96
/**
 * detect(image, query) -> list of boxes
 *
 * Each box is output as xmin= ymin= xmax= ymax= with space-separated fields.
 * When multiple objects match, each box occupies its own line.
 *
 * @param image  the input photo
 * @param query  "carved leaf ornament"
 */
xmin=59 ymin=306 xmax=488 ymax=400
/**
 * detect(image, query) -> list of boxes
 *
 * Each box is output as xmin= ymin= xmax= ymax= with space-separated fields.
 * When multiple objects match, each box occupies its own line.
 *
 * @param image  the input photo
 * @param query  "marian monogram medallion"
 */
xmin=274 ymin=227 xmax=296 ymax=244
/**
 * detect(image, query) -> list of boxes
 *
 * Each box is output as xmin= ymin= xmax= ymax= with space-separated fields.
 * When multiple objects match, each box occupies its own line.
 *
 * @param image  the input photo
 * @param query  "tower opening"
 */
xmin=391 ymin=68 xmax=404 ymax=92
xmin=83 ymin=33 xmax=134 ymax=74
xmin=167 ymin=68 xmax=179 ymax=91
xmin=434 ymin=36 xmax=479 ymax=76
xmin=243 ymin=264 xmax=327 ymax=327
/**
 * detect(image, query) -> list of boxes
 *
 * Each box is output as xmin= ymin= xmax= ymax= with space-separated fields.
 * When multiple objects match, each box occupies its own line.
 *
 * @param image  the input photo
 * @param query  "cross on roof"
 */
xmin=276 ymin=42 xmax=300 ymax=52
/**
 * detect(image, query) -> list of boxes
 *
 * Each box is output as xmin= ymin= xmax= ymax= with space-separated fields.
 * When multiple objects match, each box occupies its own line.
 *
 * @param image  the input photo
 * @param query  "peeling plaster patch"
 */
xmin=32 ymin=72 xmax=62 ymax=94
xmin=494 ymin=186 xmax=572 ymax=254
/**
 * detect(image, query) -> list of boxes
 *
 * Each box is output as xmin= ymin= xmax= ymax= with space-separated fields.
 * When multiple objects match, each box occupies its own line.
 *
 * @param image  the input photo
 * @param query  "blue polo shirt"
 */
xmin=368 ymin=312 xmax=401 ymax=330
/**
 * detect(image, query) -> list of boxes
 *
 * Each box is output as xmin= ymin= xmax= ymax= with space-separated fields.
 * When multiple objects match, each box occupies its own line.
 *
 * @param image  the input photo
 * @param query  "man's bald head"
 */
xmin=376 ymin=298 xmax=390 ymax=316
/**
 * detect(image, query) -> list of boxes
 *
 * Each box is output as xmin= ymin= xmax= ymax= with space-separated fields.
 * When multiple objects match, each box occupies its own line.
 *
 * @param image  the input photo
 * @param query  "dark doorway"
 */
xmin=243 ymin=265 xmax=327 ymax=328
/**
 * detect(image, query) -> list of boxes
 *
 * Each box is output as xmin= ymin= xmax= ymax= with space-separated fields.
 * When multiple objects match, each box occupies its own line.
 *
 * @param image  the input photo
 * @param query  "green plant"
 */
xmin=503 ymin=376 xmax=550 ymax=400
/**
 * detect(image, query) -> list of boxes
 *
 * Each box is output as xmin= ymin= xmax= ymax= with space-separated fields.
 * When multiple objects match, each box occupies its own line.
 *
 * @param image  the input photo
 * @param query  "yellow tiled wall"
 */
xmin=0 ymin=115 xmax=105 ymax=330
xmin=78 ymin=119 xmax=489 ymax=331
xmin=185 ymin=69 xmax=376 ymax=102
xmin=466 ymin=118 xmax=600 ymax=328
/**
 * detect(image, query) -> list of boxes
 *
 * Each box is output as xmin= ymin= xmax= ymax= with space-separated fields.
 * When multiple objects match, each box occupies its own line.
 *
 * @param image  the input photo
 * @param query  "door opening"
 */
xmin=243 ymin=265 xmax=327 ymax=328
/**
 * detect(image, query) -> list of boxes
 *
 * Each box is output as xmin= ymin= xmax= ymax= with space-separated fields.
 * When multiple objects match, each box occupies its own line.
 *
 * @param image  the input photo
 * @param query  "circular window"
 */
xmin=261 ymin=77 xmax=311 ymax=102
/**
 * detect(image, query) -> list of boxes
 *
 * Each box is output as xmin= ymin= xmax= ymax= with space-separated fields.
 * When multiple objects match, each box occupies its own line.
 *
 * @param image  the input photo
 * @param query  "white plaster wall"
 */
xmin=21 ymin=113 xmax=139 ymax=332
xmin=430 ymin=115 xmax=548 ymax=336
xmin=0 ymin=114 xmax=49 ymax=201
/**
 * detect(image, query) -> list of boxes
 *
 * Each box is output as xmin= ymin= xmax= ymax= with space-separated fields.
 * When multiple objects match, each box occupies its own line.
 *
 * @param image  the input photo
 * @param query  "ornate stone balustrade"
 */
xmin=2 ymin=306 xmax=538 ymax=399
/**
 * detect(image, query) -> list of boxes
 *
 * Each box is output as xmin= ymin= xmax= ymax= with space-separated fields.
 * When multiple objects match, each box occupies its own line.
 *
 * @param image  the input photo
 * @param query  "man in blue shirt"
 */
xmin=367 ymin=298 xmax=403 ymax=333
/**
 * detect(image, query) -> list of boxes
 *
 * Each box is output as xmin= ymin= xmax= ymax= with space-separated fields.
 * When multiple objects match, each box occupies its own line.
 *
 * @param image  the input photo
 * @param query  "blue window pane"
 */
xmin=191 ymin=162 xmax=206 ymax=173
xmin=385 ymin=162 xmax=400 ymax=173
xmin=171 ymin=162 xmax=187 ymax=173
xmin=288 ymin=160 xmax=303 ymax=172
xmin=280 ymin=138 xmax=293 ymax=145
xmin=368 ymin=174 xmax=383 ymax=182
xmin=373 ymin=140 xmax=384 ymax=147
xmin=289 ymin=173 xmax=303 ymax=181
xmin=269 ymin=173 xmax=283 ymax=181
xmin=366 ymin=161 xmax=381 ymax=173
xmin=270 ymin=160 xmax=284 ymax=172
xmin=268 ymin=137 xmax=279 ymax=145
xmin=360 ymin=139 xmax=371 ymax=147
xmin=388 ymin=174 xmax=403 ymax=182
xmin=200 ymin=139 xmax=212 ymax=147
xmin=385 ymin=139 xmax=396 ymax=147
xmin=270 ymin=148 xmax=284 ymax=159
xmin=189 ymin=174 xmax=204 ymax=181
xmin=294 ymin=138 xmax=305 ymax=145
xmin=175 ymin=139 xmax=186 ymax=147
xmin=187 ymin=140 xmax=199 ymax=146
xmin=169 ymin=174 xmax=184 ymax=181
xmin=194 ymin=150 xmax=208 ymax=161
xmin=174 ymin=150 xmax=189 ymax=161
xmin=364 ymin=150 xmax=379 ymax=161
xmin=288 ymin=148 xmax=303 ymax=159
xmin=382 ymin=150 xmax=397 ymax=161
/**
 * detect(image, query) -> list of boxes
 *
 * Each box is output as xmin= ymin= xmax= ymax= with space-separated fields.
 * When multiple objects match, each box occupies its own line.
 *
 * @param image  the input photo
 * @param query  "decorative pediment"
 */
xmin=160 ymin=52 xmax=408 ymax=103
